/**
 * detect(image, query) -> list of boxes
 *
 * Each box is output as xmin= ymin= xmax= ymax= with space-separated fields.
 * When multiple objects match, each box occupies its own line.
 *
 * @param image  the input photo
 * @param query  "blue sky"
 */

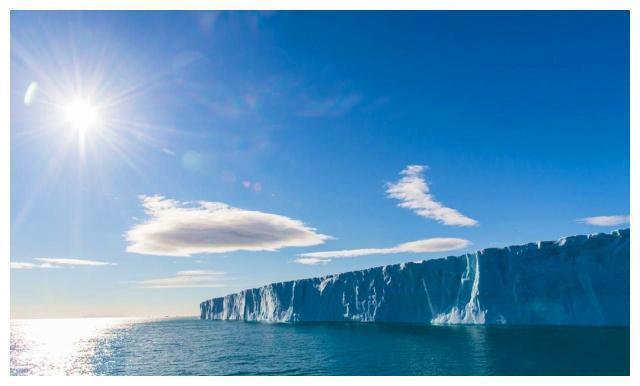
xmin=10 ymin=11 xmax=629 ymax=318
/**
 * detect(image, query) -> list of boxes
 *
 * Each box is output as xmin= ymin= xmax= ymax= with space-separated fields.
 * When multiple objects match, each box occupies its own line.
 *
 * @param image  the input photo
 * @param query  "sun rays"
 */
xmin=11 ymin=24 xmax=179 ymax=234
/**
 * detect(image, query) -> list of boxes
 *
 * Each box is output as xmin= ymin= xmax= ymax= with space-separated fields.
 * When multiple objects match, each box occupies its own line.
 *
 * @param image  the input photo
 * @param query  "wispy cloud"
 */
xmin=162 ymin=148 xmax=176 ymax=156
xmin=294 ymin=257 xmax=333 ymax=265
xmin=297 ymin=92 xmax=362 ymax=117
xmin=294 ymin=237 xmax=470 ymax=265
xmin=34 ymin=258 xmax=115 ymax=266
xmin=578 ymin=215 xmax=630 ymax=226
xmin=386 ymin=165 xmax=478 ymax=227
xmin=135 ymin=270 xmax=228 ymax=289
xmin=126 ymin=195 xmax=331 ymax=257
xmin=10 ymin=258 xmax=115 ymax=269
xmin=196 ymin=11 xmax=220 ymax=35
xmin=10 ymin=262 xmax=50 ymax=270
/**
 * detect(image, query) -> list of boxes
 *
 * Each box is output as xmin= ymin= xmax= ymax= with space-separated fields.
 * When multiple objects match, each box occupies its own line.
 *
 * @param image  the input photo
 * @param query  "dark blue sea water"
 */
xmin=10 ymin=317 xmax=629 ymax=376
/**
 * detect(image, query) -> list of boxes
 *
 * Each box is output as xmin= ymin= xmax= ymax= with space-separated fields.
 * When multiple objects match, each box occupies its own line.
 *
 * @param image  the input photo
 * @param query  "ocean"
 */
xmin=10 ymin=317 xmax=629 ymax=376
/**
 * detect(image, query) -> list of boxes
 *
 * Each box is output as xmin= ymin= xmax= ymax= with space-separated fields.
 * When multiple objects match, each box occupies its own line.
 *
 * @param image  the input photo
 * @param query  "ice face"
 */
xmin=200 ymin=229 xmax=629 ymax=326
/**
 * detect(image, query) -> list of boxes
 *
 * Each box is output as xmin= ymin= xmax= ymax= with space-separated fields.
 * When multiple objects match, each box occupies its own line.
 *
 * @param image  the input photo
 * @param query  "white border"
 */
xmin=1 ymin=0 xmax=636 ymax=11
xmin=1 ymin=1 xmax=637 ymax=385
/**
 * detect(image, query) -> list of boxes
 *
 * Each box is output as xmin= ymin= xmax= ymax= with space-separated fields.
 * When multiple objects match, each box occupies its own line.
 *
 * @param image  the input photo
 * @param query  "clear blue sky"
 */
xmin=10 ymin=11 xmax=629 ymax=318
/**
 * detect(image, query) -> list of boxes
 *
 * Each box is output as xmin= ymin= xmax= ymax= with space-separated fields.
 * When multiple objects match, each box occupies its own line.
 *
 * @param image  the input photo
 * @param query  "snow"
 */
xmin=200 ymin=229 xmax=629 ymax=326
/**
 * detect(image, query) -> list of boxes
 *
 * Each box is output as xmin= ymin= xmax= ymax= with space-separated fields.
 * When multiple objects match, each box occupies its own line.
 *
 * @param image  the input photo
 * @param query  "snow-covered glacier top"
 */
xmin=200 ymin=229 xmax=629 ymax=326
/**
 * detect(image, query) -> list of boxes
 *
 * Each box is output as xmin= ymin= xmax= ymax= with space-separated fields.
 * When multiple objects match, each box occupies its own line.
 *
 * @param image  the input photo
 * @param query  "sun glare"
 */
xmin=62 ymin=99 xmax=102 ymax=133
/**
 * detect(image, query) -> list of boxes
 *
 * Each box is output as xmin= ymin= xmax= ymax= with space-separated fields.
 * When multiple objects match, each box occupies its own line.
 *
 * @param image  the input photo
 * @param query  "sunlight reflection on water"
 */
xmin=10 ymin=317 xmax=144 ymax=375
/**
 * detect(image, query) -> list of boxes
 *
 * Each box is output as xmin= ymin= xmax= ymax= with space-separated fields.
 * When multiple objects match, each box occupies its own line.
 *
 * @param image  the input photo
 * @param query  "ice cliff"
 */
xmin=200 ymin=229 xmax=629 ymax=326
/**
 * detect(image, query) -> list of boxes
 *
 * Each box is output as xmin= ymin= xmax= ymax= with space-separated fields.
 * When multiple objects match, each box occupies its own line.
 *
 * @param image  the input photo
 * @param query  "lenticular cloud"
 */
xmin=578 ymin=215 xmax=630 ymax=227
xmin=294 ymin=237 xmax=470 ymax=264
xmin=125 ymin=195 xmax=331 ymax=257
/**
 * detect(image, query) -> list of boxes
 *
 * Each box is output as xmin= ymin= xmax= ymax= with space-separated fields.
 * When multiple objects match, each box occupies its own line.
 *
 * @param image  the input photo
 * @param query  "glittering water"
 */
xmin=10 ymin=317 xmax=629 ymax=376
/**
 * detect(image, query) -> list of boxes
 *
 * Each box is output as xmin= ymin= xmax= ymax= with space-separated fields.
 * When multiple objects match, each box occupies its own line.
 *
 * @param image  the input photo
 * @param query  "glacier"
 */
xmin=200 ymin=229 xmax=629 ymax=326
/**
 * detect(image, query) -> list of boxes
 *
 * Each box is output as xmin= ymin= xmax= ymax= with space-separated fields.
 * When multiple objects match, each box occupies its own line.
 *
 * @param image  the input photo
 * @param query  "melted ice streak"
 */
xmin=431 ymin=254 xmax=485 ymax=324
xmin=201 ymin=229 xmax=629 ymax=326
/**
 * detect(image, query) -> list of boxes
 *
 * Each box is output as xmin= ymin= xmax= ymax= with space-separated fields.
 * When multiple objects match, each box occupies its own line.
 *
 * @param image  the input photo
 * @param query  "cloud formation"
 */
xmin=578 ymin=215 xmax=630 ymax=226
xmin=10 ymin=262 xmax=49 ymax=270
xmin=126 ymin=195 xmax=331 ymax=257
xmin=297 ymin=92 xmax=362 ymax=117
xmin=386 ymin=165 xmax=478 ymax=227
xmin=294 ymin=257 xmax=332 ymax=265
xmin=35 ymin=258 xmax=114 ymax=266
xmin=135 ymin=270 xmax=228 ymax=289
xmin=10 ymin=258 xmax=114 ymax=269
xmin=294 ymin=237 xmax=470 ymax=265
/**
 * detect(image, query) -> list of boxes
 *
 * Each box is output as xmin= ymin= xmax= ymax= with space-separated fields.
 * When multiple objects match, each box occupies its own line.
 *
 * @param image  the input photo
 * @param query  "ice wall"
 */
xmin=200 ymin=229 xmax=629 ymax=326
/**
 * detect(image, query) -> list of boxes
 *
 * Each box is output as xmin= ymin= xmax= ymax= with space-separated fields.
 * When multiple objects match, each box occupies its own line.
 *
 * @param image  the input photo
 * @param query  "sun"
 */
xmin=62 ymin=99 xmax=102 ymax=133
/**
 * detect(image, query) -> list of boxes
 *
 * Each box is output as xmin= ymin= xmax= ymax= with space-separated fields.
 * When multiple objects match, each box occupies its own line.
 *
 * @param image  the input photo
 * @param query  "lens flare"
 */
xmin=24 ymin=82 xmax=39 ymax=106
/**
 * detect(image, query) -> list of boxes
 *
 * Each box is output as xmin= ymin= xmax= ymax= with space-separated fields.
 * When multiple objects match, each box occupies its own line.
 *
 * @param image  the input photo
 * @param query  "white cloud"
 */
xmin=125 ymin=195 xmax=331 ymax=257
xmin=11 ymin=258 xmax=114 ymax=269
xmin=578 ymin=215 xmax=630 ymax=226
xmin=35 ymin=258 xmax=115 ymax=266
xmin=294 ymin=237 xmax=470 ymax=265
xmin=172 ymin=270 xmax=219 ymax=276
xmin=10 ymin=262 xmax=47 ymax=270
xmin=386 ymin=165 xmax=478 ymax=227
xmin=294 ymin=257 xmax=332 ymax=265
xmin=135 ymin=270 xmax=228 ymax=289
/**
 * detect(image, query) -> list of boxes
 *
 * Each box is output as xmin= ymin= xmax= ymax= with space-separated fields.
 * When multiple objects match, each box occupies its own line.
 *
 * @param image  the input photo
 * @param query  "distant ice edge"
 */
xmin=200 ymin=229 xmax=630 ymax=326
